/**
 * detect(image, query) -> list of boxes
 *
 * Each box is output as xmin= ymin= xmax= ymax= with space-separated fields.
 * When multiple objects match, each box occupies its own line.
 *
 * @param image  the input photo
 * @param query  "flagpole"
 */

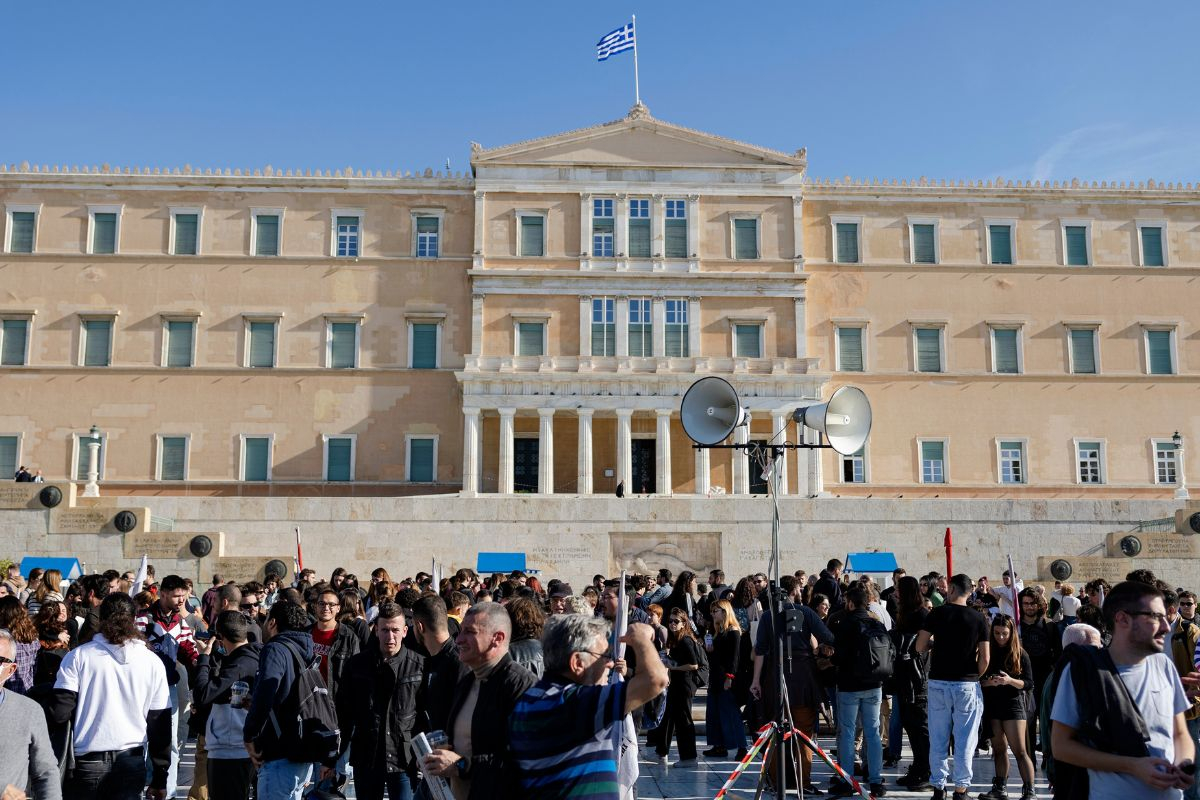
xmin=631 ymin=15 xmax=640 ymax=105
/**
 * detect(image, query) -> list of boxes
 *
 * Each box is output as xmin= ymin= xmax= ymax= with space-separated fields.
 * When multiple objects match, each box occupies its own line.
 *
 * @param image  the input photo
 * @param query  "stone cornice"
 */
xmin=806 ymin=176 xmax=1200 ymax=201
xmin=0 ymin=162 xmax=472 ymax=189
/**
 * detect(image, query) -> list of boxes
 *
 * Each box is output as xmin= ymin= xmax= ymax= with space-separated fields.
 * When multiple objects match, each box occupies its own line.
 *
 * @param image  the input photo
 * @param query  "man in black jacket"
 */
xmin=412 ymin=594 xmax=469 ymax=733
xmin=334 ymin=601 xmax=425 ymax=800
xmin=814 ymin=558 xmax=845 ymax=611
xmin=193 ymin=611 xmax=262 ymax=800
xmin=421 ymin=602 xmax=536 ymax=800
xmin=828 ymin=585 xmax=887 ymax=796
xmin=1018 ymin=587 xmax=1061 ymax=764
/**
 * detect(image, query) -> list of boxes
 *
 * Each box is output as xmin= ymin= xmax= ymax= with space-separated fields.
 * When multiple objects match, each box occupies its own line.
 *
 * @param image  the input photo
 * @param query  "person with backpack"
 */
xmin=828 ymin=584 xmax=893 ymax=797
xmin=193 ymin=610 xmax=262 ymax=800
xmin=656 ymin=606 xmax=706 ymax=766
xmin=703 ymin=599 xmax=747 ymax=760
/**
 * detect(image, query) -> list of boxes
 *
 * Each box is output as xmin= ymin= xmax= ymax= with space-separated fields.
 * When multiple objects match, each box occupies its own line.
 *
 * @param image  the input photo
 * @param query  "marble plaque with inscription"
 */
xmin=0 ymin=482 xmax=75 ymax=510
xmin=123 ymin=531 xmax=225 ymax=560
xmin=1037 ymin=555 xmax=1133 ymax=584
xmin=204 ymin=556 xmax=274 ymax=584
xmin=1106 ymin=530 xmax=1200 ymax=559
xmin=609 ymin=532 xmax=721 ymax=577
xmin=51 ymin=506 xmax=150 ymax=535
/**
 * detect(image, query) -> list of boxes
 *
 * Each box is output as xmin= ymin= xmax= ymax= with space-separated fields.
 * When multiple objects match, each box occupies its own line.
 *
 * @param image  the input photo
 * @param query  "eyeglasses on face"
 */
xmin=315 ymin=601 xmax=340 ymax=608
xmin=1126 ymin=611 xmax=1169 ymax=623
xmin=578 ymin=649 xmax=614 ymax=662
xmin=0 ymin=656 xmax=14 ymax=664
xmin=1181 ymin=601 xmax=1196 ymax=607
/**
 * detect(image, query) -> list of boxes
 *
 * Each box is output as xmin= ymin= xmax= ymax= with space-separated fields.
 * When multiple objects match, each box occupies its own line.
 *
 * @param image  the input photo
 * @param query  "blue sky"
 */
xmin=5 ymin=1 xmax=1199 ymax=182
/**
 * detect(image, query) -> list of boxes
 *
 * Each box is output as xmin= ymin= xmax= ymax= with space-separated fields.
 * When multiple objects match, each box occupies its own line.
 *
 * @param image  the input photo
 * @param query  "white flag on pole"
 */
xmin=130 ymin=553 xmax=148 ymax=597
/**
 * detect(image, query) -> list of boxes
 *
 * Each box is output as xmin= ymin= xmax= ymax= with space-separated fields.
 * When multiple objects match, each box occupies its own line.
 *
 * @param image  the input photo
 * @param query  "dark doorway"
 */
xmin=631 ymin=439 xmax=656 ymax=494
xmin=514 ymin=438 xmax=539 ymax=493
xmin=748 ymin=439 xmax=769 ymax=495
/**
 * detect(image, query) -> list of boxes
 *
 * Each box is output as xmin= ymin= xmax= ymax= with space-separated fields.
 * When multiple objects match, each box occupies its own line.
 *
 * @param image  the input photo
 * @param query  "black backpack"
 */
xmin=692 ymin=638 xmax=710 ymax=688
xmin=853 ymin=618 xmax=896 ymax=683
xmin=270 ymin=638 xmax=341 ymax=765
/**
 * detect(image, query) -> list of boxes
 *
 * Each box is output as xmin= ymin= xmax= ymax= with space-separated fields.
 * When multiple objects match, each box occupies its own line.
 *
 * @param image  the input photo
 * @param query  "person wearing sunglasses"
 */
xmin=0 ymin=629 xmax=59 ymax=799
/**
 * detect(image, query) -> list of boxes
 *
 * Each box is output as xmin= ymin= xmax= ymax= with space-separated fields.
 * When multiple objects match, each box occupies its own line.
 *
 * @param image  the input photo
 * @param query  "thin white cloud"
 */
xmin=1025 ymin=124 xmax=1196 ymax=182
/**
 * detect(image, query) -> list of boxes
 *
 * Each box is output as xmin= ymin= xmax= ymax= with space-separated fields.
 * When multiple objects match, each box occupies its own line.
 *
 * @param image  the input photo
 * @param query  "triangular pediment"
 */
xmin=472 ymin=104 xmax=805 ymax=170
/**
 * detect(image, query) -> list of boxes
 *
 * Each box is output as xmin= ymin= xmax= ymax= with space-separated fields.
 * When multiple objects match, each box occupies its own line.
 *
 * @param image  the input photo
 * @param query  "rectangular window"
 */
xmin=920 ymin=440 xmax=946 ymax=484
xmin=1070 ymin=328 xmax=1097 ymax=374
xmin=591 ymin=298 xmax=615 ymax=357
xmin=734 ymin=323 xmax=762 ymax=358
xmin=1077 ymin=441 xmax=1103 ymax=484
xmin=248 ymin=321 xmax=276 ymax=368
xmin=1147 ymin=329 xmax=1175 ymax=375
xmin=628 ymin=199 xmax=650 ymax=258
xmin=518 ymin=322 xmax=544 ymax=356
xmin=255 ymin=214 xmax=280 ymax=256
xmin=628 ymin=298 xmax=651 ymax=357
xmin=410 ymin=323 xmax=438 ymax=369
xmin=415 ymin=216 xmax=439 ymax=258
xmin=408 ymin=437 xmax=435 ymax=482
xmin=989 ymin=225 xmax=1013 ymax=265
xmin=1065 ymin=225 xmax=1089 ymax=266
xmin=173 ymin=213 xmax=199 ymax=256
xmin=1141 ymin=226 xmax=1165 ymax=267
xmin=665 ymin=199 xmax=688 ymax=258
xmin=75 ymin=434 xmax=106 ymax=482
xmin=82 ymin=319 xmax=112 ymax=366
xmin=999 ymin=441 xmax=1025 ymax=484
xmin=992 ymin=328 xmax=1020 ymax=374
xmin=592 ymin=199 xmax=614 ymax=257
xmin=1 ymin=319 xmax=29 ymax=366
xmin=325 ymin=437 xmax=354 ymax=482
xmin=328 ymin=322 xmax=358 ymax=369
xmin=159 ymin=436 xmax=187 ymax=481
xmin=0 ymin=435 xmax=17 ymax=479
xmin=1155 ymin=441 xmax=1178 ymax=485
xmin=912 ymin=224 xmax=936 ymax=264
xmin=165 ymin=320 xmax=195 ymax=368
xmin=836 ymin=222 xmax=860 ymax=264
xmin=836 ymin=326 xmax=864 ymax=372
xmin=519 ymin=215 xmax=544 ymax=257
xmin=242 ymin=437 xmax=270 ymax=481
xmin=335 ymin=215 xmax=360 ymax=257
xmin=841 ymin=448 xmax=865 ymax=483
xmin=734 ymin=218 xmax=759 ymax=260
xmin=92 ymin=212 xmax=117 ymax=254
xmin=8 ymin=211 xmax=35 ymax=253
xmin=915 ymin=327 xmax=943 ymax=373
xmin=665 ymin=299 xmax=689 ymax=357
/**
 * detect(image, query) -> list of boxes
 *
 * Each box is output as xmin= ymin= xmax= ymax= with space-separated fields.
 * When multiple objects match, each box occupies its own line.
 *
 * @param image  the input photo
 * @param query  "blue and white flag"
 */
xmin=597 ymin=21 xmax=635 ymax=61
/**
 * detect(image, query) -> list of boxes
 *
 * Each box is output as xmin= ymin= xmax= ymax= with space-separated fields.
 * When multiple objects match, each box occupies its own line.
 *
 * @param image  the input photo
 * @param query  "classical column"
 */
xmin=470 ymin=293 xmax=485 ymax=356
xmin=615 ymin=296 xmax=629 ymax=357
xmin=686 ymin=194 xmax=700 ymax=260
xmin=652 ymin=296 xmax=665 ymax=357
xmin=656 ymin=409 xmax=673 ymax=495
xmin=616 ymin=409 xmax=633 ymax=491
xmin=688 ymin=297 xmax=701 ymax=358
xmin=462 ymin=408 xmax=481 ymax=496
xmin=1177 ymin=436 xmax=1190 ymax=500
xmin=793 ymin=419 xmax=811 ymax=496
xmin=807 ymin=425 xmax=824 ymax=497
xmin=695 ymin=447 xmax=710 ymax=496
xmin=732 ymin=411 xmax=751 ymax=494
xmin=771 ymin=411 xmax=790 ymax=495
xmin=651 ymin=194 xmax=665 ymax=261
xmin=792 ymin=195 xmax=805 ymax=269
xmin=498 ymin=407 xmax=515 ymax=495
xmin=615 ymin=194 xmax=628 ymax=261
xmin=537 ymin=408 xmax=555 ymax=494
xmin=472 ymin=191 xmax=485 ymax=267
xmin=794 ymin=296 xmax=807 ymax=359
xmin=579 ymin=193 xmax=592 ymax=258
xmin=577 ymin=409 xmax=594 ymax=494
xmin=579 ymin=295 xmax=592 ymax=357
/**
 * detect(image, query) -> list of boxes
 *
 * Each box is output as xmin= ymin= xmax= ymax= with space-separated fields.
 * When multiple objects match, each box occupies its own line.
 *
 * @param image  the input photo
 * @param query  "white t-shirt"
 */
xmin=55 ymin=634 xmax=170 ymax=754
xmin=993 ymin=581 xmax=1024 ymax=618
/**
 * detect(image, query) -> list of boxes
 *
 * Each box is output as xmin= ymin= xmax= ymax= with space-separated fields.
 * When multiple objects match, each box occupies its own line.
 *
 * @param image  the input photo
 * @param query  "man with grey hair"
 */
xmin=0 ymin=629 xmax=61 ymax=799
xmin=1062 ymin=622 xmax=1103 ymax=649
xmin=509 ymin=615 xmax=668 ymax=800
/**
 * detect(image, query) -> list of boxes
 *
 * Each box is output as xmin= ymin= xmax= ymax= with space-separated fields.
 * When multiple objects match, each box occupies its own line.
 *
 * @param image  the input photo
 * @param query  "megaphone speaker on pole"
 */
xmin=793 ymin=386 xmax=872 ymax=455
xmin=680 ymin=376 xmax=747 ymax=446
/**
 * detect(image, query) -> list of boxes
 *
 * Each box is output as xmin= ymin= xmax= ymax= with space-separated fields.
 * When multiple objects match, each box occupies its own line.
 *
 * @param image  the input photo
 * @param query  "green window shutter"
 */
xmin=735 ymin=324 xmax=761 ymax=358
xmin=2 ymin=319 xmax=28 ymax=365
xmin=83 ymin=320 xmax=111 ymax=366
xmin=1065 ymin=226 xmax=1089 ymax=265
xmin=1071 ymin=329 xmax=1096 ymax=374
xmin=837 ymin=327 xmax=863 ymax=371
xmin=255 ymin=215 xmax=279 ymax=256
xmin=912 ymin=224 xmax=936 ymax=264
xmin=921 ymin=441 xmax=944 ymax=462
xmin=9 ymin=212 xmax=34 ymax=253
xmin=243 ymin=438 xmax=269 ymax=481
xmin=1147 ymin=330 xmax=1173 ymax=374
xmin=989 ymin=225 xmax=1012 ymax=264
xmin=329 ymin=322 xmax=357 ymax=368
xmin=0 ymin=436 xmax=17 ymax=477
xmin=836 ymin=223 xmax=859 ymax=263
xmin=734 ymin=219 xmax=758 ymax=259
xmin=518 ymin=323 xmax=544 ymax=356
xmin=160 ymin=437 xmax=186 ymax=480
xmin=665 ymin=218 xmax=687 ymax=258
xmin=665 ymin=324 xmax=688 ymax=357
xmin=174 ymin=214 xmax=198 ymax=255
xmin=326 ymin=438 xmax=352 ymax=481
xmin=166 ymin=321 xmax=194 ymax=367
xmin=520 ymin=216 xmax=544 ymax=257
xmin=411 ymin=323 xmax=438 ymax=368
xmin=92 ymin=213 xmax=117 ymax=254
xmin=915 ymin=328 xmax=942 ymax=372
xmin=416 ymin=217 xmax=438 ymax=233
xmin=76 ymin=438 xmax=104 ymax=482
xmin=628 ymin=218 xmax=651 ymax=258
xmin=409 ymin=439 xmax=434 ymax=482
xmin=591 ymin=323 xmax=615 ymax=356
xmin=628 ymin=326 xmax=650 ymax=357
xmin=993 ymin=329 xmax=1019 ymax=373
xmin=249 ymin=322 xmax=275 ymax=368
xmin=1141 ymin=227 xmax=1164 ymax=267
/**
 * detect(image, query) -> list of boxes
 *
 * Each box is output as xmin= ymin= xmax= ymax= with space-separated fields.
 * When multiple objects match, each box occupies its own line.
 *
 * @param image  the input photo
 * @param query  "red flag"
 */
xmin=295 ymin=526 xmax=304 ymax=575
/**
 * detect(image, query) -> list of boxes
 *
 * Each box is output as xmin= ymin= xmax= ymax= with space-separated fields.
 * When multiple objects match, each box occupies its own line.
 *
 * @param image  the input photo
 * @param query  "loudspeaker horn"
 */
xmin=680 ymin=377 xmax=747 ymax=446
xmin=793 ymin=386 xmax=872 ymax=456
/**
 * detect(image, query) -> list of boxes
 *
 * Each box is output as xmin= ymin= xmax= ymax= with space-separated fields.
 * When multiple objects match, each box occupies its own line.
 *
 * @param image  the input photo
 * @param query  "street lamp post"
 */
xmin=1174 ymin=432 xmax=1190 ymax=501
xmin=82 ymin=425 xmax=102 ymax=498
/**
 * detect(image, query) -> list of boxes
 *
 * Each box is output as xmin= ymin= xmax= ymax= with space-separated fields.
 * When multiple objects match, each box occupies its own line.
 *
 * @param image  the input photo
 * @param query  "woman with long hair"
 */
xmin=33 ymin=600 xmax=70 ymax=684
xmin=979 ymin=614 xmax=1035 ymax=800
xmin=506 ymin=596 xmax=546 ymax=678
xmin=0 ymin=595 xmax=41 ymax=694
xmin=731 ymin=576 xmax=759 ymax=631
xmin=330 ymin=567 xmax=347 ymax=591
xmin=656 ymin=607 xmax=702 ymax=765
xmin=662 ymin=570 xmax=699 ymax=632
xmin=25 ymin=568 xmax=63 ymax=616
xmin=703 ymin=599 xmax=747 ymax=759
xmin=893 ymin=576 xmax=932 ymax=789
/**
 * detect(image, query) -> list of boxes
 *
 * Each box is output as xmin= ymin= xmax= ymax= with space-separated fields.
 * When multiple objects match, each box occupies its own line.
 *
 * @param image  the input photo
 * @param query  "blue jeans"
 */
xmin=927 ymin=680 xmax=984 ymax=791
xmin=705 ymin=688 xmax=748 ymax=750
xmin=837 ymin=688 xmax=883 ymax=784
xmin=354 ymin=769 xmax=413 ymax=800
xmin=257 ymin=759 xmax=313 ymax=800
xmin=887 ymin=694 xmax=903 ymax=760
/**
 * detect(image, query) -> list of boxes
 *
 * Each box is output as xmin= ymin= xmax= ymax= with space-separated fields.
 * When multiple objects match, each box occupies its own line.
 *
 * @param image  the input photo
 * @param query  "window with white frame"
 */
xmin=1062 ymin=221 xmax=1091 ymax=266
xmin=80 ymin=317 xmax=114 ymax=367
xmin=733 ymin=217 xmax=759 ymax=260
xmin=919 ymin=439 xmax=947 ymax=484
xmin=1154 ymin=440 xmax=1179 ymax=485
xmin=516 ymin=320 xmax=546 ymax=357
xmin=998 ymin=440 xmax=1026 ymax=484
xmin=74 ymin=432 xmax=107 ymax=482
xmin=840 ymin=447 xmax=866 ymax=483
xmin=832 ymin=216 xmax=862 ymax=264
xmin=665 ymin=299 xmax=689 ymax=357
xmin=88 ymin=206 xmax=122 ymax=255
xmin=409 ymin=320 xmax=440 ymax=369
xmin=1 ymin=317 xmax=30 ymax=366
xmin=0 ymin=434 xmax=18 ymax=478
xmin=836 ymin=326 xmax=864 ymax=372
xmin=665 ymin=199 xmax=688 ymax=258
xmin=1068 ymin=327 xmax=1098 ymax=374
xmin=986 ymin=221 xmax=1015 ymax=265
xmin=241 ymin=435 xmax=272 ymax=481
xmin=628 ymin=297 xmax=651 ymax=357
xmin=628 ymin=199 xmax=651 ymax=258
xmin=1137 ymin=222 xmax=1167 ymax=267
xmin=913 ymin=326 xmax=944 ymax=373
xmin=990 ymin=327 xmax=1021 ymax=374
xmin=334 ymin=212 xmax=362 ymax=257
xmin=591 ymin=297 xmax=615 ymax=356
xmin=1076 ymin=440 xmax=1104 ymax=484
xmin=733 ymin=322 xmax=763 ymax=358
xmin=327 ymin=320 xmax=359 ymax=369
xmin=170 ymin=208 xmax=201 ymax=256
xmin=1144 ymin=327 xmax=1176 ymax=375
xmin=909 ymin=220 xmax=938 ymax=264
xmin=406 ymin=435 xmax=437 ymax=482
xmin=414 ymin=215 xmax=440 ymax=258
xmin=324 ymin=435 xmax=356 ymax=482
xmin=518 ymin=213 xmax=544 ymax=257
xmin=5 ymin=205 xmax=38 ymax=254
xmin=163 ymin=318 xmax=196 ymax=368
xmin=592 ymin=199 xmax=614 ymax=257
xmin=157 ymin=435 xmax=188 ymax=481
xmin=245 ymin=318 xmax=278 ymax=368
xmin=252 ymin=210 xmax=282 ymax=256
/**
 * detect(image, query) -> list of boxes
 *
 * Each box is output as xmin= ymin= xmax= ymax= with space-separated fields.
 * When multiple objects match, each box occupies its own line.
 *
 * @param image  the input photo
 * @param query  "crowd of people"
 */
xmin=0 ymin=557 xmax=1198 ymax=800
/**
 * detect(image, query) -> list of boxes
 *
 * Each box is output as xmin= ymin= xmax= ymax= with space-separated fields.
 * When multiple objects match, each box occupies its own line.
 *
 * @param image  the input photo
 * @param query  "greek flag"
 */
xmin=597 ymin=21 xmax=635 ymax=61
